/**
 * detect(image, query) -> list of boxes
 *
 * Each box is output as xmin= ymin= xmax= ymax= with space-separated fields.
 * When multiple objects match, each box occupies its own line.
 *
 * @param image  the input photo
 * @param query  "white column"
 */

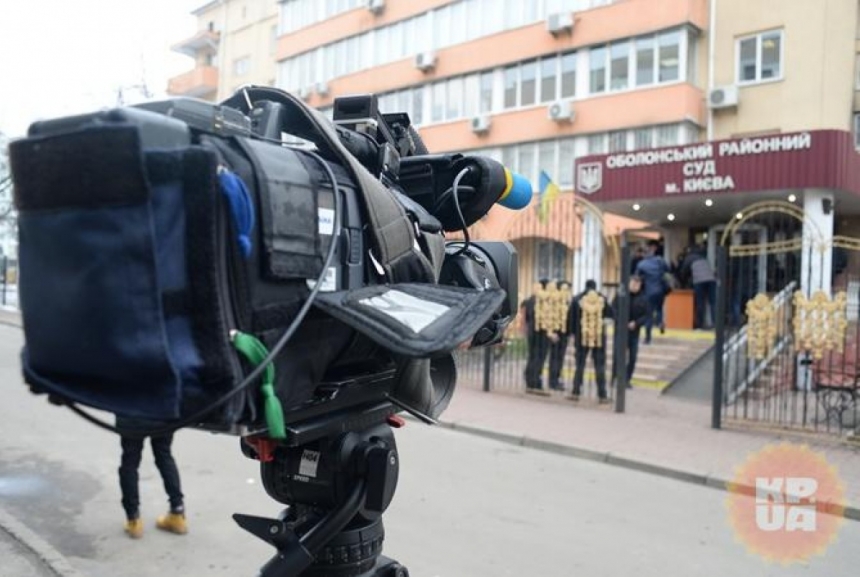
xmin=797 ymin=189 xmax=835 ymax=391
xmin=800 ymin=189 xmax=834 ymax=296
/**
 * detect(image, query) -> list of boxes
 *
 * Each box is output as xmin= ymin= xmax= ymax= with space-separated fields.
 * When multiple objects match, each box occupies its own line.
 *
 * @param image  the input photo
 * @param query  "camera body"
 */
xmin=10 ymin=88 xmax=519 ymax=438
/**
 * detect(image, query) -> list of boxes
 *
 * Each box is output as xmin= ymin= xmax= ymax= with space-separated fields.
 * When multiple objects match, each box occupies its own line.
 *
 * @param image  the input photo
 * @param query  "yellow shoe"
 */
xmin=155 ymin=512 xmax=188 ymax=535
xmin=124 ymin=518 xmax=144 ymax=539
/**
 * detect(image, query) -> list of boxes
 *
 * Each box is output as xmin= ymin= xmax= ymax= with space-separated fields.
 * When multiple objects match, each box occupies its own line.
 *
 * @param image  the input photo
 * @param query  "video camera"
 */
xmin=10 ymin=86 xmax=531 ymax=576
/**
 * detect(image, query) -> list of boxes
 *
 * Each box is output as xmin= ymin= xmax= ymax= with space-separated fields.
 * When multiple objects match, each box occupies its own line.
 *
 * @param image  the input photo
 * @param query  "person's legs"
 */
xmin=593 ymin=345 xmax=608 ymax=400
xmin=626 ymin=331 xmax=640 ymax=383
xmin=572 ymin=345 xmax=587 ymax=396
xmin=151 ymin=434 xmax=187 ymax=535
xmin=705 ymin=280 xmax=717 ymax=329
xmin=119 ymin=437 xmax=144 ymax=520
xmin=645 ymin=293 xmax=660 ymax=343
xmin=654 ymin=293 xmax=666 ymax=332
xmin=548 ymin=336 xmax=568 ymax=390
xmin=693 ymin=282 xmax=706 ymax=329
xmin=119 ymin=436 xmax=145 ymax=538
xmin=150 ymin=434 xmax=184 ymax=513
xmin=524 ymin=331 xmax=538 ymax=388
xmin=533 ymin=332 xmax=550 ymax=391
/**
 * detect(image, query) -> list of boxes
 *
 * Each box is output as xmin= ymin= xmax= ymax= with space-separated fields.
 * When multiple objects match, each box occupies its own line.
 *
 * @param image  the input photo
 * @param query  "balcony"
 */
xmin=172 ymin=29 xmax=220 ymax=58
xmin=167 ymin=66 xmax=219 ymax=99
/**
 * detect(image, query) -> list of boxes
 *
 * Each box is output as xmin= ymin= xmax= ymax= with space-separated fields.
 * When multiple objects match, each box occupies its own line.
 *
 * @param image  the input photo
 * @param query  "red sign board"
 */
xmin=575 ymin=130 xmax=860 ymax=202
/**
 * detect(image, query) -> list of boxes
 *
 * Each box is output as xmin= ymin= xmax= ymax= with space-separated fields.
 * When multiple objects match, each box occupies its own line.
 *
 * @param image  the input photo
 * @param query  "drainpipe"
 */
xmin=707 ymin=0 xmax=717 ymax=142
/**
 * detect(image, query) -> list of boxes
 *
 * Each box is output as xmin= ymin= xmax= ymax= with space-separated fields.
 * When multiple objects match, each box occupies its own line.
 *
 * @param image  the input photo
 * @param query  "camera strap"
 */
xmin=278 ymin=91 xmax=427 ymax=282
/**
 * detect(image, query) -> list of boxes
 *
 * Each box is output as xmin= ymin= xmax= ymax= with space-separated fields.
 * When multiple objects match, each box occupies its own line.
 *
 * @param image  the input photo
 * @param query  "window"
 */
xmin=479 ymin=71 xmax=494 ymax=113
xmin=655 ymin=125 xmax=678 ymax=147
xmin=560 ymin=52 xmax=576 ymax=98
xmin=234 ymin=56 xmax=251 ymax=76
xmin=737 ymin=29 xmax=782 ymax=84
xmin=634 ymin=128 xmax=653 ymax=150
xmin=538 ymin=140 xmax=557 ymax=180
xmin=540 ymin=56 xmax=558 ymax=102
xmin=521 ymin=61 xmax=537 ymax=106
xmin=411 ymin=87 xmax=424 ymax=126
xmin=590 ymin=46 xmax=607 ymax=93
xmin=636 ymin=36 xmax=655 ymax=86
xmin=446 ymin=77 xmax=464 ymax=120
xmin=587 ymin=133 xmax=606 ymax=154
xmin=537 ymin=241 xmax=569 ymax=282
xmin=518 ymin=143 xmax=537 ymax=184
xmin=504 ymin=66 xmax=518 ymax=108
xmin=464 ymin=74 xmax=480 ymax=117
xmin=658 ymin=31 xmax=680 ymax=82
xmin=608 ymin=130 xmax=628 ymax=152
xmin=270 ymin=25 xmax=278 ymax=55
xmin=610 ymin=41 xmax=629 ymax=90
xmin=855 ymin=114 xmax=860 ymax=148
xmin=431 ymin=82 xmax=446 ymax=122
xmin=558 ymin=139 xmax=575 ymax=187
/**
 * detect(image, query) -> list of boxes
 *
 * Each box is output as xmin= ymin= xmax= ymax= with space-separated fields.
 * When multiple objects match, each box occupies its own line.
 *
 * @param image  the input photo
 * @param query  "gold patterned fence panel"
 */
xmin=746 ymin=293 xmax=777 ymax=360
xmin=792 ymin=291 xmax=849 ymax=359
xmin=579 ymin=290 xmax=606 ymax=349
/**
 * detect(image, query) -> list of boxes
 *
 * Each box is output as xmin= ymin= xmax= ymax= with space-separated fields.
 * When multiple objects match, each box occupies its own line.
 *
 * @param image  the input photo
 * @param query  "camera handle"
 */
xmin=235 ymin=425 xmax=409 ymax=577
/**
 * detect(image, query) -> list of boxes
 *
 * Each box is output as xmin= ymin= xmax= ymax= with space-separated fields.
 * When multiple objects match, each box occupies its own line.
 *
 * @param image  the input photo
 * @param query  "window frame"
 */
xmin=735 ymin=29 xmax=784 ymax=86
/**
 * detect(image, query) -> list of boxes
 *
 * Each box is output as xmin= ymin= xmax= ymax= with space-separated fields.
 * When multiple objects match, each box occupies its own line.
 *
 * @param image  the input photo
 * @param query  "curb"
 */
xmin=434 ymin=419 xmax=860 ymax=523
xmin=0 ymin=507 xmax=84 ymax=577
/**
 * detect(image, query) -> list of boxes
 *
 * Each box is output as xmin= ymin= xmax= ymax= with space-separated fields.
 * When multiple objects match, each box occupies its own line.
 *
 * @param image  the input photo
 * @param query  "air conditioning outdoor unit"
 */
xmin=708 ymin=85 xmax=739 ymax=109
xmin=297 ymin=86 xmax=312 ymax=100
xmin=470 ymin=115 xmax=491 ymax=134
xmin=548 ymin=100 xmax=574 ymax=122
xmin=414 ymin=51 xmax=437 ymax=72
xmin=315 ymin=82 xmax=329 ymax=97
xmin=547 ymin=12 xmax=574 ymax=36
xmin=366 ymin=0 xmax=385 ymax=15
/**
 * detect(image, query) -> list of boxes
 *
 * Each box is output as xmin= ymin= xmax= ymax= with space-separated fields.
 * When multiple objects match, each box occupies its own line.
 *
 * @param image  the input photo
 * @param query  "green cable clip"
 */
xmin=230 ymin=330 xmax=286 ymax=440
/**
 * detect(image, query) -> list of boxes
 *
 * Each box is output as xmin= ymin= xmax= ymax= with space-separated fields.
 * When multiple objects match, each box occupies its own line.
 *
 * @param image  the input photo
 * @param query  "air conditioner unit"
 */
xmin=470 ymin=115 xmax=491 ymax=134
xmin=708 ymin=85 xmax=739 ymax=109
xmin=548 ymin=100 xmax=574 ymax=122
xmin=414 ymin=51 xmax=437 ymax=72
xmin=547 ymin=12 xmax=574 ymax=36
xmin=366 ymin=0 xmax=385 ymax=15
xmin=315 ymin=82 xmax=329 ymax=97
xmin=297 ymin=86 xmax=312 ymax=100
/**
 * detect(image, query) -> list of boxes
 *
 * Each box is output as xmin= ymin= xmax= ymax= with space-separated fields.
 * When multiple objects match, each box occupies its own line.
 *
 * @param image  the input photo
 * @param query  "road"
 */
xmin=0 ymin=324 xmax=858 ymax=577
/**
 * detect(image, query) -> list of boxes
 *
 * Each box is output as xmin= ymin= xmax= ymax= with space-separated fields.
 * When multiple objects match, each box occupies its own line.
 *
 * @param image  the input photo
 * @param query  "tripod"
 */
xmin=236 ymin=416 xmax=409 ymax=577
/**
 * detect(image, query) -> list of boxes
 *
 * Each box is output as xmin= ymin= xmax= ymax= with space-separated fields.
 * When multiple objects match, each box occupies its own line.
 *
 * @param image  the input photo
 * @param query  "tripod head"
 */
xmin=236 ymin=402 xmax=409 ymax=577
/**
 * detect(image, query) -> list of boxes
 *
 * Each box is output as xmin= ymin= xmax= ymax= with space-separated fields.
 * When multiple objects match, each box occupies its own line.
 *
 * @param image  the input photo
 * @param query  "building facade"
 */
xmin=169 ymin=0 xmax=860 ymax=303
xmin=168 ymin=0 xmax=280 ymax=101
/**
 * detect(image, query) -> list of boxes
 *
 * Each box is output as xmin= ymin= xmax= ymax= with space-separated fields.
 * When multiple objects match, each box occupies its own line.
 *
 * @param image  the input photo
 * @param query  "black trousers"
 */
xmin=548 ymin=336 xmax=569 ymax=389
xmin=119 ymin=433 xmax=184 ymax=519
xmin=572 ymin=343 xmax=607 ymax=399
xmin=524 ymin=331 xmax=550 ymax=389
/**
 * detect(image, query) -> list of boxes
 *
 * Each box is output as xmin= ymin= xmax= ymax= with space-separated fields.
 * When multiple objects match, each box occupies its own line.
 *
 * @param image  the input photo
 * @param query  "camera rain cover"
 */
xmin=313 ymin=283 xmax=505 ymax=357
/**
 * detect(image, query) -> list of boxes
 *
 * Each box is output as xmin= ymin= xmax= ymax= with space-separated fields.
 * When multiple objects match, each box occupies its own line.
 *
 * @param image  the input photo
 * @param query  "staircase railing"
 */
xmin=722 ymin=281 xmax=797 ymax=405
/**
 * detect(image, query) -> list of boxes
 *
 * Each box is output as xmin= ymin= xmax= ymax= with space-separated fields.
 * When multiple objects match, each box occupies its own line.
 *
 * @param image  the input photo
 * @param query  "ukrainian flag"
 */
xmin=538 ymin=170 xmax=560 ymax=223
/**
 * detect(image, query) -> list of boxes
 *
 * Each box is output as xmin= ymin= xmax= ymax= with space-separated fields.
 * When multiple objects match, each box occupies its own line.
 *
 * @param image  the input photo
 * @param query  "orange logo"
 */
xmin=726 ymin=444 xmax=846 ymax=564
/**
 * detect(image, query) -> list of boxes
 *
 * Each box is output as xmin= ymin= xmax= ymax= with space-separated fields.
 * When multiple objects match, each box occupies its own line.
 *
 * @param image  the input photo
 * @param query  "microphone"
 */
xmin=398 ymin=153 xmax=534 ymax=232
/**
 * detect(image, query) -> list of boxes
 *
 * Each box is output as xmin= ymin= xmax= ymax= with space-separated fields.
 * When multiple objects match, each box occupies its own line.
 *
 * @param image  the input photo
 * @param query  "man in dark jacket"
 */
xmin=612 ymin=275 xmax=650 ymax=388
xmin=568 ymin=279 xmax=614 ymax=402
xmin=681 ymin=244 xmax=717 ymax=329
xmin=635 ymin=239 xmax=669 ymax=344
xmin=522 ymin=279 xmax=550 ymax=392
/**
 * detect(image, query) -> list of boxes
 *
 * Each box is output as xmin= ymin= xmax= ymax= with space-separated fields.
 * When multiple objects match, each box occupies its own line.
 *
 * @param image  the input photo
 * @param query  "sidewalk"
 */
xmin=441 ymin=386 xmax=860 ymax=517
xmin=0 ymin=507 xmax=82 ymax=577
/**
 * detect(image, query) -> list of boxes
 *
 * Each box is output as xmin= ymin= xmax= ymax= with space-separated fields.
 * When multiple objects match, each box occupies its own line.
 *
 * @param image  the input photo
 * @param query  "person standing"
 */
xmin=681 ymin=244 xmax=717 ymax=329
xmin=522 ymin=279 xmax=550 ymax=392
xmin=635 ymin=239 xmax=669 ymax=344
xmin=117 ymin=417 xmax=188 ymax=539
xmin=547 ymin=280 xmax=572 ymax=391
xmin=568 ymin=279 xmax=614 ymax=403
xmin=612 ymin=275 xmax=650 ymax=388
